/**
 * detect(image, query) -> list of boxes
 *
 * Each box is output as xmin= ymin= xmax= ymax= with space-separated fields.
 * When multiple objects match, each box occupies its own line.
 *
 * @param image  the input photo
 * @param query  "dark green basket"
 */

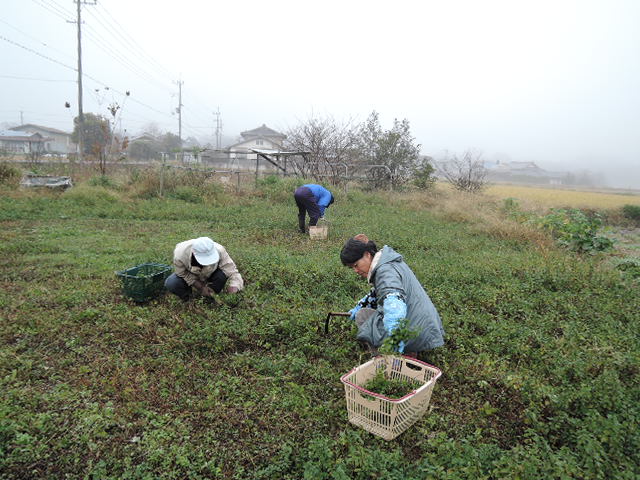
xmin=116 ymin=263 xmax=173 ymax=302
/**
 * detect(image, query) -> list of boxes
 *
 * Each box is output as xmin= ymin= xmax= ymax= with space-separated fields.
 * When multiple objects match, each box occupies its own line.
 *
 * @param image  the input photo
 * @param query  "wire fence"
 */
xmin=158 ymin=159 xmax=403 ymax=195
xmin=3 ymin=154 xmax=410 ymax=194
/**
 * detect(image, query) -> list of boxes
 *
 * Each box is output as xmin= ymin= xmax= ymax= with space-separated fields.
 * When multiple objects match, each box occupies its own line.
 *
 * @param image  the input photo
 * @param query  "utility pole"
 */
xmin=71 ymin=0 xmax=96 ymax=162
xmin=174 ymin=80 xmax=183 ymax=161
xmin=20 ymin=111 xmax=23 ymax=124
xmin=214 ymin=107 xmax=222 ymax=150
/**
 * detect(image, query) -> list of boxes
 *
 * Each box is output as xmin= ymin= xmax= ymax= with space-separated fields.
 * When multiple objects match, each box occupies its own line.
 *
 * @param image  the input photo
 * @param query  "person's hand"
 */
xmin=349 ymin=304 xmax=362 ymax=321
xmin=226 ymin=286 xmax=239 ymax=294
xmin=200 ymin=285 xmax=214 ymax=297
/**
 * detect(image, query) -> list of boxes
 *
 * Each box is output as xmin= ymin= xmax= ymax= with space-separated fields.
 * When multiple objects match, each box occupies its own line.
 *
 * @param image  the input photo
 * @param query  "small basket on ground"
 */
xmin=309 ymin=225 xmax=328 ymax=240
xmin=340 ymin=355 xmax=442 ymax=440
xmin=116 ymin=263 xmax=173 ymax=303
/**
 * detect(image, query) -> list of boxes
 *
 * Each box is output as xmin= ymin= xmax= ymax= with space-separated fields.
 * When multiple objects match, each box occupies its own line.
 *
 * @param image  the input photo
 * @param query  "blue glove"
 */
xmin=382 ymin=294 xmax=407 ymax=335
xmin=349 ymin=293 xmax=371 ymax=320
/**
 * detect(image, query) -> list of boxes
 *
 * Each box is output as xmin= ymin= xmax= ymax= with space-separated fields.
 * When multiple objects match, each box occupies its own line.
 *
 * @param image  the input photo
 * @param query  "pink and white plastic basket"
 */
xmin=340 ymin=355 xmax=442 ymax=440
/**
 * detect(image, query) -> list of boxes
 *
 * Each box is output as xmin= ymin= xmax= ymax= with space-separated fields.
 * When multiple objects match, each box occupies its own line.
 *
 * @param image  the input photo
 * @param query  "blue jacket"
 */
xmin=303 ymin=184 xmax=333 ymax=217
xmin=357 ymin=245 xmax=445 ymax=352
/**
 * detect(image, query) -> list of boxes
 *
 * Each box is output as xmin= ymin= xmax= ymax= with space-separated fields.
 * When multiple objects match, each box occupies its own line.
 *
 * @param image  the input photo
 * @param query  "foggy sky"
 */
xmin=2 ymin=0 xmax=639 ymax=188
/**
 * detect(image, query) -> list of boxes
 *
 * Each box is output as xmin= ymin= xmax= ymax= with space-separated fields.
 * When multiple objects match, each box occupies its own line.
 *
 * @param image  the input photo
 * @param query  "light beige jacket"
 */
xmin=172 ymin=239 xmax=244 ymax=291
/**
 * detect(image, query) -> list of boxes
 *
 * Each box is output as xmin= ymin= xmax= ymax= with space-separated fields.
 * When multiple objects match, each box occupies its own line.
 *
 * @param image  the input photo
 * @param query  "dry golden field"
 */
xmin=482 ymin=184 xmax=640 ymax=210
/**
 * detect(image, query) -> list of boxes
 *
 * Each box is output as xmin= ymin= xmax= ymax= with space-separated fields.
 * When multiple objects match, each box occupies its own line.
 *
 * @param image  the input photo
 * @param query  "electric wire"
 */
xmin=81 ymin=9 xmax=175 ymax=92
xmin=0 ymin=74 xmax=74 ymax=83
xmin=7 ymin=4 xmax=221 ymax=139
xmin=94 ymin=2 xmax=177 ymax=83
xmin=0 ymin=18 xmax=76 ymax=63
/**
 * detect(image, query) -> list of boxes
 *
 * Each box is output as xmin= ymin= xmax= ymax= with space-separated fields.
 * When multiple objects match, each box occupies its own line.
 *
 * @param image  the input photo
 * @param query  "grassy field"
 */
xmin=1 ymin=172 xmax=639 ymax=479
xmin=483 ymin=183 xmax=640 ymax=210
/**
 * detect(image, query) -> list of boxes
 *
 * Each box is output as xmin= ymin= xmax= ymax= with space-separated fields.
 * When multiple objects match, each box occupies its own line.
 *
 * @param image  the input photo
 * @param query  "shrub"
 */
xmin=536 ymin=208 xmax=614 ymax=253
xmin=412 ymin=160 xmax=437 ymax=190
xmin=169 ymin=186 xmax=203 ymax=203
xmin=622 ymin=204 xmax=640 ymax=222
xmin=256 ymin=175 xmax=304 ymax=202
xmin=615 ymin=258 xmax=640 ymax=280
xmin=130 ymin=167 xmax=222 ymax=201
xmin=88 ymin=175 xmax=118 ymax=189
xmin=0 ymin=162 xmax=21 ymax=187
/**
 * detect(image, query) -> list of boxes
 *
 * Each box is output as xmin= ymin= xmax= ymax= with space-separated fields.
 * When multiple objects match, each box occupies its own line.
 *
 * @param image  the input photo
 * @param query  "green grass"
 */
xmin=0 ymin=177 xmax=639 ymax=479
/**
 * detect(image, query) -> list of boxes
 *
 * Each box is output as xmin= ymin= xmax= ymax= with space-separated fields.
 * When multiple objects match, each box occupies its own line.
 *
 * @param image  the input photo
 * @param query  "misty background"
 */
xmin=1 ymin=0 xmax=639 ymax=188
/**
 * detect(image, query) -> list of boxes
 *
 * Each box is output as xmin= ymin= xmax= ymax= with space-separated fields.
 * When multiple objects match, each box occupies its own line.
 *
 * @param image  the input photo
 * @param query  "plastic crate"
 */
xmin=309 ymin=225 xmax=328 ymax=240
xmin=116 ymin=263 xmax=173 ymax=302
xmin=340 ymin=355 xmax=442 ymax=440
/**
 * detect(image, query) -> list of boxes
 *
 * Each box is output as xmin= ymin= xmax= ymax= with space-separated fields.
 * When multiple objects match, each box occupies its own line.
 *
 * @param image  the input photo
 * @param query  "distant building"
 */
xmin=0 ymin=130 xmax=48 ymax=154
xmin=203 ymin=124 xmax=287 ymax=171
xmin=486 ymin=161 xmax=567 ymax=184
xmin=433 ymin=158 xmax=567 ymax=186
xmin=231 ymin=124 xmax=286 ymax=151
xmin=9 ymin=124 xmax=75 ymax=154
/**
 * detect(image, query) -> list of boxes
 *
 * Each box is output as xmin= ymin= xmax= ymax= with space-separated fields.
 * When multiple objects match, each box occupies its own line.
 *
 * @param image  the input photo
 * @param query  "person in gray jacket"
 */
xmin=165 ymin=237 xmax=244 ymax=301
xmin=340 ymin=234 xmax=444 ymax=355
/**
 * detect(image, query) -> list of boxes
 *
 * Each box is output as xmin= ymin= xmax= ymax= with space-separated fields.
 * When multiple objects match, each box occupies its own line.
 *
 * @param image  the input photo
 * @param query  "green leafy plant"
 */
xmin=363 ymin=367 xmax=421 ymax=399
xmin=615 ymin=258 xmax=640 ymax=280
xmin=536 ymin=208 xmax=614 ymax=253
xmin=88 ymin=175 xmax=118 ymax=189
xmin=379 ymin=317 xmax=419 ymax=355
xmin=622 ymin=204 xmax=640 ymax=221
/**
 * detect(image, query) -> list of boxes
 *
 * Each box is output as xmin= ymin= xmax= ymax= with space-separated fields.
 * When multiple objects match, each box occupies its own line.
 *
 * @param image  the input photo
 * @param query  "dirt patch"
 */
xmin=608 ymin=227 xmax=640 ymax=258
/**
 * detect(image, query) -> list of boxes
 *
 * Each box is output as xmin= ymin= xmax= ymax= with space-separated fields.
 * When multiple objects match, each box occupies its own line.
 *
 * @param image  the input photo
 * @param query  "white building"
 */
xmin=10 ymin=124 xmax=75 ymax=154
xmin=0 ymin=130 xmax=48 ymax=154
xmin=203 ymin=124 xmax=287 ymax=171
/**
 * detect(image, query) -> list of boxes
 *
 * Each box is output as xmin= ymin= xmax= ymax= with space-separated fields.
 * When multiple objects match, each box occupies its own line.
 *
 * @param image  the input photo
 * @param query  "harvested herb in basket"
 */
xmin=363 ymin=368 xmax=421 ymax=399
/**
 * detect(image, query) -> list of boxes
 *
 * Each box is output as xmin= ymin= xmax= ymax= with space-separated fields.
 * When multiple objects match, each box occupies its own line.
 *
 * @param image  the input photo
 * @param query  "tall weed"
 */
xmin=0 ymin=162 xmax=21 ymax=188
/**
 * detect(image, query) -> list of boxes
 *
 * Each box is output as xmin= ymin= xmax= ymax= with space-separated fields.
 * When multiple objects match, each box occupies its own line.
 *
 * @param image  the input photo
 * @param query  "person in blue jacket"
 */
xmin=293 ymin=184 xmax=334 ymax=233
xmin=340 ymin=234 xmax=445 ymax=356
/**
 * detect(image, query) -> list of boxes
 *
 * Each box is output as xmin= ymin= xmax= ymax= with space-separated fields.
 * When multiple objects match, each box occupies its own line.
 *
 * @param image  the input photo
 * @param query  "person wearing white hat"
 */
xmin=164 ymin=237 xmax=244 ymax=301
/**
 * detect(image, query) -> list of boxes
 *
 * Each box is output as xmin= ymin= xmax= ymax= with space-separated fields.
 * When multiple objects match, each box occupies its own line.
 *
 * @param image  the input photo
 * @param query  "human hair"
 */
xmin=340 ymin=234 xmax=378 ymax=265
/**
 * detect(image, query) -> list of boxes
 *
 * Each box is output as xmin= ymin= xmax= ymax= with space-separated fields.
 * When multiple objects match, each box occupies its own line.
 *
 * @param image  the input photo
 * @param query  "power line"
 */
xmin=0 ymin=34 xmax=77 ymax=72
xmin=6 ymin=5 xmax=223 ymax=140
xmin=0 ymin=18 xmax=76 ymax=63
xmin=27 ymin=0 xmax=174 ymax=96
xmin=1 ymin=33 xmax=175 ymax=121
xmin=30 ymin=0 xmax=71 ymax=21
xmin=0 ymin=74 xmax=74 ymax=82
xmin=95 ymin=2 xmax=177 ymax=83
xmin=81 ymin=9 xmax=175 ymax=92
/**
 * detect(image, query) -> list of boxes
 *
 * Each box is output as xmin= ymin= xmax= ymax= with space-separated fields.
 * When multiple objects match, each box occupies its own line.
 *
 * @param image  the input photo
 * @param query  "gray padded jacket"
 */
xmin=356 ymin=245 xmax=445 ymax=352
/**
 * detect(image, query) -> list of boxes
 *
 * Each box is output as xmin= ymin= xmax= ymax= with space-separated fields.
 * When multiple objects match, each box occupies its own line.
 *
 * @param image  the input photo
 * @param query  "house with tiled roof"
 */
xmin=212 ymin=124 xmax=287 ymax=171
xmin=229 ymin=124 xmax=286 ymax=152
xmin=9 ymin=124 xmax=75 ymax=154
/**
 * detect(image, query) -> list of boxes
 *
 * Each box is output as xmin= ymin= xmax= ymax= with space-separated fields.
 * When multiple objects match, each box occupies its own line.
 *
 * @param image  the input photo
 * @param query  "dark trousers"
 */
xmin=294 ymin=186 xmax=320 ymax=232
xmin=164 ymin=269 xmax=228 ymax=300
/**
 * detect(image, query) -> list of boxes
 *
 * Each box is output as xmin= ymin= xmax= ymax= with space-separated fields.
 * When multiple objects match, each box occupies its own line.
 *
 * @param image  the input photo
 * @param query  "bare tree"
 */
xmin=440 ymin=149 xmax=488 ymax=192
xmin=284 ymin=115 xmax=359 ymax=183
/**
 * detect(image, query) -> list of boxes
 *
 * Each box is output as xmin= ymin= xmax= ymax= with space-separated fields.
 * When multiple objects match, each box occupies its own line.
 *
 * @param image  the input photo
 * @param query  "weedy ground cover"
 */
xmin=0 ymin=172 xmax=639 ymax=479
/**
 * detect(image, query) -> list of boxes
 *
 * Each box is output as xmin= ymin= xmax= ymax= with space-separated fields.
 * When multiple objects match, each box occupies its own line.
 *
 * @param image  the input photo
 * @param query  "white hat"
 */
xmin=191 ymin=237 xmax=219 ymax=265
